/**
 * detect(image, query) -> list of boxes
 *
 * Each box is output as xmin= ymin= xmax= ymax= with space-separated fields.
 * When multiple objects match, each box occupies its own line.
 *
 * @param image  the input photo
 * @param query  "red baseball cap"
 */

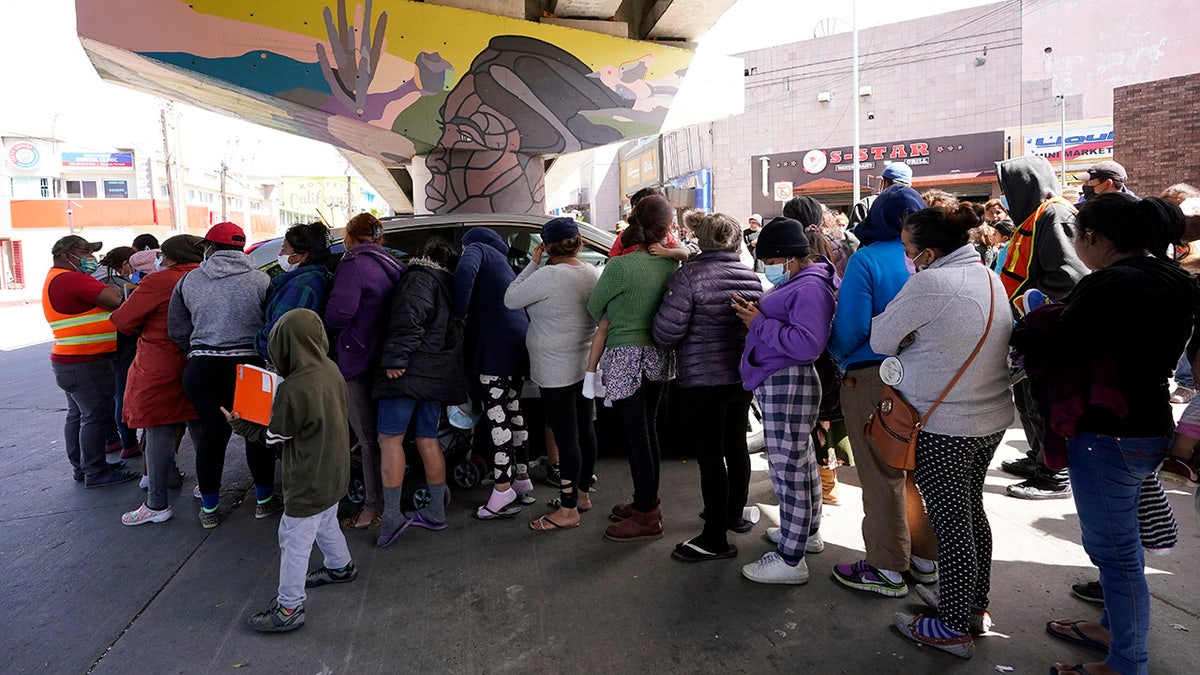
xmin=204 ymin=222 xmax=247 ymax=249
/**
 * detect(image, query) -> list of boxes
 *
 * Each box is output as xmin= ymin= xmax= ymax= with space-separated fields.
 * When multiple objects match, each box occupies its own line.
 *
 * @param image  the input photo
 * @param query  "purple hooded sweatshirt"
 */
xmin=324 ymin=243 xmax=405 ymax=380
xmin=740 ymin=258 xmax=839 ymax=390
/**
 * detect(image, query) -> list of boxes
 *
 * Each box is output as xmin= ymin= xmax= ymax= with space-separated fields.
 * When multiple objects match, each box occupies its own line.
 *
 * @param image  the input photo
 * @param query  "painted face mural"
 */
xmin=426 ymin=36 xmax=634 ymax=214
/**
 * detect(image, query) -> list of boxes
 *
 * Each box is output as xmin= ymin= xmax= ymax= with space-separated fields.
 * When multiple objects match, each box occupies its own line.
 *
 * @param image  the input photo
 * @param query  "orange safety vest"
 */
xmin=999 ymin=197 xmax=1077 ymax=300
xmin=41 ymin=268 xmax=117 ymax=356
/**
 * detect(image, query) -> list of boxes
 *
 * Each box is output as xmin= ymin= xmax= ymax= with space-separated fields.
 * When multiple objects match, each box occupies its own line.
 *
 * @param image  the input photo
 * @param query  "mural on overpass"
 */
xmin=76 ymin=0 xmax=694 ymax=213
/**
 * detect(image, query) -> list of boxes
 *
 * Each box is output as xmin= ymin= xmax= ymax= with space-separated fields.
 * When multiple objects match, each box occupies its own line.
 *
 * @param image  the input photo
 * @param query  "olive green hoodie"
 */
xmin=230 ymin=308 xmax=349 ymax=518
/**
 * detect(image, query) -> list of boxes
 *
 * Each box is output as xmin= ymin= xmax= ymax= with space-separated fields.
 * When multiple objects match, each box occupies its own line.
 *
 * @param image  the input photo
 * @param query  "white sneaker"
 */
xmin=139 ymin=475 xmax=150 ymax=489
xmin=742 ymin=552 xmax=809 ymax=585
xmin=121 ymin=503 xmax=173 ymax=526
xmin=764 ymin=527 xmax=824 ymax=553
xmin=193 ymin=484 xmax=202 ymax=499
xmin=806 ymin=532 xmax=825 ymax=554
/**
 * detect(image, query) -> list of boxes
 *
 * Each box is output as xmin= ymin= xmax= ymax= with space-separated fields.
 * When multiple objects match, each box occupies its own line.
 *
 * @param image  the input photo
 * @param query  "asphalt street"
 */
xmin=1 ymin=340 xmax=1198 ymax=674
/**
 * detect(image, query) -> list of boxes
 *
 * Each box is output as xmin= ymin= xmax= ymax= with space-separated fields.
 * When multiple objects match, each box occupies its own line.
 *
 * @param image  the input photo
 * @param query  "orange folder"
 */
xmin=233 ymin=364 xmax=282 ymax=426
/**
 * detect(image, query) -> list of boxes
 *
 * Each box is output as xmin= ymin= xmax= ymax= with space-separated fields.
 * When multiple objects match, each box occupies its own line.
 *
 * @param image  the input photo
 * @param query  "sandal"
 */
xmin=546 ymin=497 xmax=591 ymax=512
xmin=1045 ymin=620 xmax=1109 ymax=653
xmin=341 ymin=509 xmax=380 ymax=530
xmin=529 ymin=514 xmax=579 ymax=531
xmin=671 ymin=540 xmax=738 ymax=563
xmin=473 ymin=504 xmax=522 ymax=520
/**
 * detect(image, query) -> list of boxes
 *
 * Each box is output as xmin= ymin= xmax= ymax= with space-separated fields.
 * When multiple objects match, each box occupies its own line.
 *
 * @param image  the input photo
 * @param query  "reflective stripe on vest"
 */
xmin=42 ymin=268 xmax=118 ymax=356
xmin=1000 ymin=197 xmax=1076 ymax=300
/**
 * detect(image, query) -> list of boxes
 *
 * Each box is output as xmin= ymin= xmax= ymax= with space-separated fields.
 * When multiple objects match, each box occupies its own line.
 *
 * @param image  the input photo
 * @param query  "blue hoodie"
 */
xmin=829 ymin=239 xmax=914 ymax=372
xmin=454 ymin=227 xmax=530 ymax=378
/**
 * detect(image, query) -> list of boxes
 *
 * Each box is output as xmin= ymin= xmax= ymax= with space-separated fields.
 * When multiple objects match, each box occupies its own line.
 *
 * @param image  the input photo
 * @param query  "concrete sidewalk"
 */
xmin=2 ymin=342 xmax=1197 ymax=674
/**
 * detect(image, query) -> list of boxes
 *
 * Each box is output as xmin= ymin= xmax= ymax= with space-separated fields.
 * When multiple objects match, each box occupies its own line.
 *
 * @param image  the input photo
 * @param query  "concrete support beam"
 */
xmin=540 ymin=17 xmax=629 ymax=37
xmin=552 ymin=0 xmax=623 ymax=17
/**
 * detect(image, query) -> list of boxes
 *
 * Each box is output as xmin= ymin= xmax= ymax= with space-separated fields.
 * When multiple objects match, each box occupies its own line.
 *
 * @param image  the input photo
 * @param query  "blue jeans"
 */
xmin=1068 ymin=432 xmax=1168 ymax=675
xmin=1174 ymin=351 xmax=1194 ymax=389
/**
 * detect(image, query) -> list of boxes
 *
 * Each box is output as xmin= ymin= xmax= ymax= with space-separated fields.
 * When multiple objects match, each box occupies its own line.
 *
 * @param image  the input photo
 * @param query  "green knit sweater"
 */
xmin=587 ymin=251 xmax=679 ymax=347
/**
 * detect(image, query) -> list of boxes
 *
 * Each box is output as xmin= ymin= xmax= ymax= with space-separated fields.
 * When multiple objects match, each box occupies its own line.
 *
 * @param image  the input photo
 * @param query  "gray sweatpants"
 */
xmin=277 ymin=503 xmax=351 ymax=610
xmin=144 ymin=425 xmax=179 ymax=510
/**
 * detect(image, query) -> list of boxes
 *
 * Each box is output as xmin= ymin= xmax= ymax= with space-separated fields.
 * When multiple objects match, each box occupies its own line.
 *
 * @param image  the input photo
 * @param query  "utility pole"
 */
xmin=851 ymin=0 xmax=861 ymax=205
xmin=219 ymin=161 xmax=228 ymax=222
xmin=346 ymin=175 xmax=354 ymax=221
xmin=1056 ymin=95 xmax=1068 ymax=187
xmin=160 ymin=105 xmax=179 ymax=231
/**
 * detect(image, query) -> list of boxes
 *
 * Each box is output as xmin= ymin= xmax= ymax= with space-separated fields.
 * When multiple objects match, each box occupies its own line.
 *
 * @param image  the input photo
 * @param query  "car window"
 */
xmin=382 ymin=225 xmax=460 ymax=263
xmin=485 ymin=224 xmax=607 ymax=273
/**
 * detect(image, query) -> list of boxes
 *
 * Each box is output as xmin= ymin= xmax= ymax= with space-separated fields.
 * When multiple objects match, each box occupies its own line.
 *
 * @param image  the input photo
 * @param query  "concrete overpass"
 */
xmin=76 ymin=0 xmax=741 ymax=215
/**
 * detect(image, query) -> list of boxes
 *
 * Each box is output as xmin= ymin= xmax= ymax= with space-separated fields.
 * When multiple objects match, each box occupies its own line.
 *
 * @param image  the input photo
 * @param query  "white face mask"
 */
xmin=153 ymin=255 xmax=165 ymax=272
xmin=277 ymin=254 xmax=299 ymax=273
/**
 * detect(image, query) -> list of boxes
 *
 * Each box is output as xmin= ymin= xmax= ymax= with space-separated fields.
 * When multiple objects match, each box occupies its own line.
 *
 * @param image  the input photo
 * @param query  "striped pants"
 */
xmin=755 ymin=364 xmax=822 ymax=561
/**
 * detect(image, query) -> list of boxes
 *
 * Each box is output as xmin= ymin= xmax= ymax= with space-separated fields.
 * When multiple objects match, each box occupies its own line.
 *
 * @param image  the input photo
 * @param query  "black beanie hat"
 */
xmin=755 ymin=217 xmax=810 ymax=259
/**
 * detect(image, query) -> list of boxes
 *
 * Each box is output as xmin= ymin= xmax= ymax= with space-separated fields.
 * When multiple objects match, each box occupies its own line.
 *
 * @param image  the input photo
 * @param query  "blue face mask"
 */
xmin=764 ymin=260 xmax=791 ymax=286
xmin=72 ymin=253 xmax=99 ymax=274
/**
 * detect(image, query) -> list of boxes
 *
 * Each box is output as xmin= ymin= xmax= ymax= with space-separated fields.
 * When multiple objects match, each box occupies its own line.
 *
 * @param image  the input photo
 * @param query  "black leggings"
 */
xmin=913 ymin=430 xmax=1004 ymax=634
xmin=680 ymin=383 xmax=752 ymax=542
xmin=182 ymin=355 xmax=276 ymax=496
xmin=612 ymin=379 xmax=666 ymax=512
xmin=540 ymin=382 xmax=597 ymax=509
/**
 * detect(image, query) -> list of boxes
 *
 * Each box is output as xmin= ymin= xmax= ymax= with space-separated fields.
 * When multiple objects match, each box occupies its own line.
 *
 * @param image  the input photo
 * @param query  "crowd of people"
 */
xmin=40 ymin=157 xmax=1199 ymax=672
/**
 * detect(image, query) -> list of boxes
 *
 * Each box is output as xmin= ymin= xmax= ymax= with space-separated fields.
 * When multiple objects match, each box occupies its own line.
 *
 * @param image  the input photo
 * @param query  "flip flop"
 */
xmin=404 ymin=510 xmax=448 ymax=531
xmin=1049 ymin=664 xmax=1095 ymax=675
xmin=473 ymin=504 xmax=522 ymax=520
xmin=375 ymin=517 xmax=415 ymax=548
xmin=1045 ymin=620 xmax=1109 ymax=653
xmin=671 ymin=541 xmax=738 ymax=563
xmin=529 ymin=515 xmax=579 ymax=531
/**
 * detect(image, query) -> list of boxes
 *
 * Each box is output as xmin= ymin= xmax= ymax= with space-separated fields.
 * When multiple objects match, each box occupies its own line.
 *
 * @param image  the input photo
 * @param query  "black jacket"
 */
xmin=372 ymin=261 xmax=468 ymax=405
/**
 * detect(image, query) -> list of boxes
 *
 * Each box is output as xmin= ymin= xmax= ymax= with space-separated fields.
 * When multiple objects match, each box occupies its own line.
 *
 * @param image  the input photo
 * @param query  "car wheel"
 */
xmin=746 ymin=398 xmax=765 ymax=453
xmin=411 ymin=484 xmax=453 ymax=511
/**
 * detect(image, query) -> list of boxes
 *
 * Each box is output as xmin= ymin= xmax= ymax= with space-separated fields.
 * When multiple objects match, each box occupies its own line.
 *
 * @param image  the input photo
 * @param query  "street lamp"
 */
xmin=1054 ymin=95 xmax=1067 ymax=187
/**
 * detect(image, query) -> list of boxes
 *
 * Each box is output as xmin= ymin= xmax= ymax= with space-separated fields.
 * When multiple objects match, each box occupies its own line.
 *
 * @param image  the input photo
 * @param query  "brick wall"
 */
xmin=1113 ymin=72 xmax=1200 ymax=197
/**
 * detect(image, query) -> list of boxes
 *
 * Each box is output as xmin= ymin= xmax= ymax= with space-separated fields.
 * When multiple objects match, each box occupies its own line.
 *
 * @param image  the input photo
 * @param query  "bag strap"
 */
xmin=917 ymin=270 xmax=997 ymax=429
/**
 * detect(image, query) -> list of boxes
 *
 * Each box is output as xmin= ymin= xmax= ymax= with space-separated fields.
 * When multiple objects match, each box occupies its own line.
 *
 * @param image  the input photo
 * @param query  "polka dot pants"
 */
xmin=913 ymin=430 xmax=1004 ymax=633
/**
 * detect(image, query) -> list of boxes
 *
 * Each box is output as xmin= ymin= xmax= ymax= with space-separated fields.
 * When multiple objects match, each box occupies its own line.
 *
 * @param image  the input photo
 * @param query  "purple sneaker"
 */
xmin=832 ymin=559 xmax=909 ymax=597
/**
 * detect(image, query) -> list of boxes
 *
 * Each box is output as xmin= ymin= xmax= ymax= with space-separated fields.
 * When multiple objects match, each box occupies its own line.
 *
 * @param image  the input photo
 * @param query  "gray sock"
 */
xmin=422 ymin=483 xmax=447 ymax=523
xmin=381 ymin=487 xmax=405 ymax=534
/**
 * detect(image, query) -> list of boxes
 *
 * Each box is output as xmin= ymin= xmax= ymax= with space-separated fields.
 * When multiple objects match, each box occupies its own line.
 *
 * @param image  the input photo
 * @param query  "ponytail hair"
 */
xmin=1077 ymin=193 xmax=1184 ymax=262
xmin=904 ymin=202 xmax=981 ymax=255
xmin=621 ymin=194 xmax=673 ymax=248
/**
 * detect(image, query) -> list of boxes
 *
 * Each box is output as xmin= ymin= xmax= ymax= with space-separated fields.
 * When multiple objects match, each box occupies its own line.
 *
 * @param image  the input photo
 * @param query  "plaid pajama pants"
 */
xmin=755 ymin=364 xmax=823 ymax=560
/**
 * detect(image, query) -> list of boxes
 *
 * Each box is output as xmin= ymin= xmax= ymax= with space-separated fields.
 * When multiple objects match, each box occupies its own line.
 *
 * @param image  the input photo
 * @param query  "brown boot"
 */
xmin=609 ymin=497 xmax=660 ymax=522
xmin=605 ymin=507 xmax=663 ymax=542
xmin=820 ymin=466 xmax=841 ymax=506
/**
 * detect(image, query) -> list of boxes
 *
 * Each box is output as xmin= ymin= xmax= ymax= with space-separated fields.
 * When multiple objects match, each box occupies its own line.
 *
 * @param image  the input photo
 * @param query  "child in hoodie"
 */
xmin=225 ymin=308 xmax=354 ymax=633
xmin=734 ymin=217 xmax=838 ymax=585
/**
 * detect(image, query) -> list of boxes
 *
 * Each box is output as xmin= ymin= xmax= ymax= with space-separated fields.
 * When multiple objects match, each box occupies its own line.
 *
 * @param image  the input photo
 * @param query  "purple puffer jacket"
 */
xmin=652 ymin=250 xmax=763 ymax=388
xmin=324 ymin=243 xmax=405 ymax=380
xmin=740 ymin=258 xmax=839 ymax=390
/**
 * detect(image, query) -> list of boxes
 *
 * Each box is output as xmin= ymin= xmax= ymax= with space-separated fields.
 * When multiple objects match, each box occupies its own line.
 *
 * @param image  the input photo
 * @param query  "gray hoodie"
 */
xmin=870 ymin=244 xmax=1015 ymax=437
xmin=995 ymin=155 xmax=1088 ymax=301
xmin=168 ymin=250 xmax=270 ymax=356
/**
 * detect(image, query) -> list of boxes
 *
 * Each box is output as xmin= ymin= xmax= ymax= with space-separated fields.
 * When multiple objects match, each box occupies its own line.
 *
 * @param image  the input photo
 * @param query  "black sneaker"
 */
xmin=1006 ymin=477 xmax=1072 ymax=500
xmin=247 ymin=602 xmax=305 ymax=632
xmin=305 ymin=562 xmax=358 ymax=588
xmin=543 ymin=462 xmax=561 ymax=488
xmin=1000 ymin=456 xmax=1038 ymax=478
xmin=1071 ymin=580 xmax=1104 ymax=604
xmin=85 ymin=469 xmax=140 ymax=489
